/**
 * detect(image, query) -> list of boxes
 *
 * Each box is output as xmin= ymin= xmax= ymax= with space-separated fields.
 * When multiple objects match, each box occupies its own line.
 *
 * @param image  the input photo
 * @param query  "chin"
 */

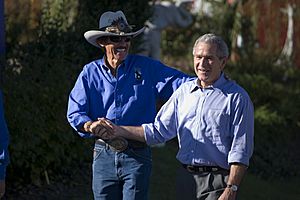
xmin=118 ymin=54 xmax=128 ymax=60
xmin=198 ymin=75 xmax=208 ymax=81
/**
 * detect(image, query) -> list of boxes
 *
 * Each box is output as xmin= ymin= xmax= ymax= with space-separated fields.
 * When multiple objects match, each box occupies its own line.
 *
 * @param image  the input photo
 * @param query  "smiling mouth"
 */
xmin=198 ymin=68 xmax=209 ymax=73
xmin=116 ymin=47 xmax=126 ymax=53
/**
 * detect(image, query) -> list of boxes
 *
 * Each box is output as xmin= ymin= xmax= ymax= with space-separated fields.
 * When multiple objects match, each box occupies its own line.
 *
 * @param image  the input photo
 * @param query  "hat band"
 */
xmin=100 ymin=25 xmax=133 ymax=35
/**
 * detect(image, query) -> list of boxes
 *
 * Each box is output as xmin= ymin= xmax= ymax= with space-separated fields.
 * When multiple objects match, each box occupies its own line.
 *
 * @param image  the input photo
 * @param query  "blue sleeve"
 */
xmin=67 ymin=67 xmax=93 ymax=138
xmin=151 ymin=60 xmax=194 ymax=100
xmin=0 ymin=90 xmax=9 ymax=180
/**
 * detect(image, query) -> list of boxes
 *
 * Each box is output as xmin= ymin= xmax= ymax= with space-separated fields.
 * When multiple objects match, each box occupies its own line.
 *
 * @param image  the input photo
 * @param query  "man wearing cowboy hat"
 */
xmin=67 ymin=10 xmax=193 ymax=200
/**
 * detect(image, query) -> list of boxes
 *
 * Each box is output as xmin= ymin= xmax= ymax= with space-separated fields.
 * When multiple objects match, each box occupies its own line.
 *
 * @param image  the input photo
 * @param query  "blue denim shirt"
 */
xmin=0 ymin=90 xmax=9 ymax=180
xmin=143 ymin=74 xmax=254 ymax=169
xmin=67 ymin=54 xmax=192 ymax=137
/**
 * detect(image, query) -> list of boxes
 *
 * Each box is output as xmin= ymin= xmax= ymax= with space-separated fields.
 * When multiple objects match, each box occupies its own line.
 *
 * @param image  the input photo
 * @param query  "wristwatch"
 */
xmin=227 ymin=184 xmax=238 ymax=192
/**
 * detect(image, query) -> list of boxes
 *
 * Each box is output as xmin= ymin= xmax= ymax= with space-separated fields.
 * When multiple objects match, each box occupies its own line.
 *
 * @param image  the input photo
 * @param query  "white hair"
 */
xmin=193 ymin=33 xmax=229 ymax=58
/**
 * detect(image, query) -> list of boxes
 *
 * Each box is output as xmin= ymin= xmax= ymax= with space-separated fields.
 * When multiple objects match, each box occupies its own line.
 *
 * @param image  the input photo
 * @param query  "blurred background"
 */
xmin=1 ymin=0 xmax=300 ymax=199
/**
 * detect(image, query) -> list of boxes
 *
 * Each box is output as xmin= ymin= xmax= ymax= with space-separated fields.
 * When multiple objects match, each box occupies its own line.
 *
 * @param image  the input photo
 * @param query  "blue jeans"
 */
xmin=92 ymin=143 xmax=152 ymax=200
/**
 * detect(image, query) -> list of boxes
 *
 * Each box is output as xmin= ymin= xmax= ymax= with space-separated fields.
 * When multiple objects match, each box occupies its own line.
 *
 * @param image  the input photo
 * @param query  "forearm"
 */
xmin=227 ymin=163 xmax=247 ymax=186
xmin=218 ymin=163 xmax=247 ymax=200
xmin=95 ymin=118 xmax=146 ymax=142
xmin=117 ymin=126 xmax=146 ymax=143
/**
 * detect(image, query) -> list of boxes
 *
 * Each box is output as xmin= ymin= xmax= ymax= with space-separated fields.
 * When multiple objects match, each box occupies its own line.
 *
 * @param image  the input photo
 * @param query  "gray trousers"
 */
xmin=175 ymin=166 xmax=229 ymax=200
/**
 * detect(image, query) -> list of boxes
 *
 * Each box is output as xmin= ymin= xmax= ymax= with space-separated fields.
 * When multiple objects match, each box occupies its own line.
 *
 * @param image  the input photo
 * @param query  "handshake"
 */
xmin=83 ymin=118 xmax=119 ymax=140
xmin=82 ymin=118 xmax=145 ymax=143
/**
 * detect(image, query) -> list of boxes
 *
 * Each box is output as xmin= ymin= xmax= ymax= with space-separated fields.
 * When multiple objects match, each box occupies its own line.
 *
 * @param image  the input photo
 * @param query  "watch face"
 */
xmin=231 ymin=185 xmax=238 ymax=191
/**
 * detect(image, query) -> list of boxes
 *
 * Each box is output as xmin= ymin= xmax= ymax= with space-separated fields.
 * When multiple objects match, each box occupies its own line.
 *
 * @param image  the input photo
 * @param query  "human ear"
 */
xmin=220 ymin=58 xmax=227 ymax=70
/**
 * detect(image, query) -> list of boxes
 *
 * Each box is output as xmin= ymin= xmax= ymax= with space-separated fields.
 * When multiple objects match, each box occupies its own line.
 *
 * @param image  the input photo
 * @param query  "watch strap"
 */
xmin=227 ymin=184 xmax=238 ymax=192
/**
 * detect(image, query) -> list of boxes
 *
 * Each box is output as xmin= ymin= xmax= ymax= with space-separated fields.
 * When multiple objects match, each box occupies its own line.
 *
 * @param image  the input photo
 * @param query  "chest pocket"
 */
xmin=206 ymin=108 xmax=230 ymax=146
xmin=132 ymin=84 xmax=153 ymax=108
xmin=133 ymin=83 xmax=150 ymax=98
xmin=179 ymin=97 xmax=197 ymax=121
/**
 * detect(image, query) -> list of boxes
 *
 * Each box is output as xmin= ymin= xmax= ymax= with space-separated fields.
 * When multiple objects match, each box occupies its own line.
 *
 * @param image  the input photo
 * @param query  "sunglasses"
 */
xmin=108 ymin=36 xmax=132 ymax=43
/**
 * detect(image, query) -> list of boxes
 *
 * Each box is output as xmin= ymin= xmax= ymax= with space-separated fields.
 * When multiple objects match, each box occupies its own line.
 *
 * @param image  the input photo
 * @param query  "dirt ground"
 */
xmin=5 ymin=163 xmax=93 ymax=200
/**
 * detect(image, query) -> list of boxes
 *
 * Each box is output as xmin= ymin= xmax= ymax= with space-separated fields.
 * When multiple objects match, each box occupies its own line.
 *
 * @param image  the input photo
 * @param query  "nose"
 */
xmin=198 ymin=57 xmax=207 ymax=67
xmin=119 ymin=38 xmax=127 ymax=44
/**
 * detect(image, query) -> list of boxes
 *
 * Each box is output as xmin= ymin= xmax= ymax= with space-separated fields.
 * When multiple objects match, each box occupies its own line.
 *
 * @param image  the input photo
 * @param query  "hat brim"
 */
xmin=84 ymin=27 xmax=145 ymax=48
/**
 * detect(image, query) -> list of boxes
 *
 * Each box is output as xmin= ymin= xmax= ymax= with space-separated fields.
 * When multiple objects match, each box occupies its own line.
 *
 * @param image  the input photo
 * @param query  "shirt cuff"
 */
xmin=72 ymin=117 xmax=94 ymax=138
xmin=142 ymin=123 xmax=157 ymax=145
xmin=228 ymin=150 xmax=250 ymax=166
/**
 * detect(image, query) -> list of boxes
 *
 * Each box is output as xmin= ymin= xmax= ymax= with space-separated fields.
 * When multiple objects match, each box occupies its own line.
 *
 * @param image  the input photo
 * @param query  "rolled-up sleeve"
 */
xmin=142 ymin=93 xmax=179 ymax=145
xmin=228 ymin=94 xmax=254 ymax=166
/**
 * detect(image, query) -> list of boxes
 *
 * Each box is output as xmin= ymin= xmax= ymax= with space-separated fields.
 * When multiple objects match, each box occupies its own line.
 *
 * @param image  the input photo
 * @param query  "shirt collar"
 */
xmin=99 ymin=56 xmax=109 ymax=71
xmin=190 ymin=72 xmax=227 ymax=93
xmin=99 ymin=56 xmax=126 ymax=73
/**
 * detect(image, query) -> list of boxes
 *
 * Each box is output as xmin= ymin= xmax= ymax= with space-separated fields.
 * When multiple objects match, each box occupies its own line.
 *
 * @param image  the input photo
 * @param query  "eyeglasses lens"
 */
xmin=109 ymin=36 xmax=131 ymax=43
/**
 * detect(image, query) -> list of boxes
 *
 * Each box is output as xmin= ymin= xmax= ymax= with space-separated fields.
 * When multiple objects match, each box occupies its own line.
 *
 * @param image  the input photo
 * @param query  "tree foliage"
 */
xmin=226 ymin=56 xmax=300 ymax=178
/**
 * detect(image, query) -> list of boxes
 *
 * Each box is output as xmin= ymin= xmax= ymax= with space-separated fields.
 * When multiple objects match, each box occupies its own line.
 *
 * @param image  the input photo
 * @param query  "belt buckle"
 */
xmin=107 ymin=137 xmax=128 ymax=152
xmin=186 ymin=165 xmax=197 ymax=173
xmin=211 ymin=167 xmax=219 ymax=172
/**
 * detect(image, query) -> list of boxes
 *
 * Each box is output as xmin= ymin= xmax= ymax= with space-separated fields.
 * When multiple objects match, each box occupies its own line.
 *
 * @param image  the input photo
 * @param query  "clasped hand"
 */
xmin=88 ymin=118 xmax=118 ymax=140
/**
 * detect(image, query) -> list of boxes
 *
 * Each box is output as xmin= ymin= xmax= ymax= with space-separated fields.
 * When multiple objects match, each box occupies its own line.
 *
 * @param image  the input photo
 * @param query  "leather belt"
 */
xmin=95 ymin=137 xmax=147 ymax=152
xmin=182 ymin=164 xmax=227 ymax=173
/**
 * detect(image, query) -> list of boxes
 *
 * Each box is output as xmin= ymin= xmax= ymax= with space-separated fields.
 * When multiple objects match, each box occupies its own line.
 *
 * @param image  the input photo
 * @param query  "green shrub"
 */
xmin=226 ymin=57 xmax=300 ymax=178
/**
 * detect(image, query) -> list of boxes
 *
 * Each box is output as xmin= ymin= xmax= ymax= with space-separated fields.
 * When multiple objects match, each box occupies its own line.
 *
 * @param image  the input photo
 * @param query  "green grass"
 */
xmin=149 ymin=141 xmax=180 ymax=200
xmin=150 ymin=140 xmax=300 ymax=200
xmin=239 ymin=174 xmax=300 ymax=200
